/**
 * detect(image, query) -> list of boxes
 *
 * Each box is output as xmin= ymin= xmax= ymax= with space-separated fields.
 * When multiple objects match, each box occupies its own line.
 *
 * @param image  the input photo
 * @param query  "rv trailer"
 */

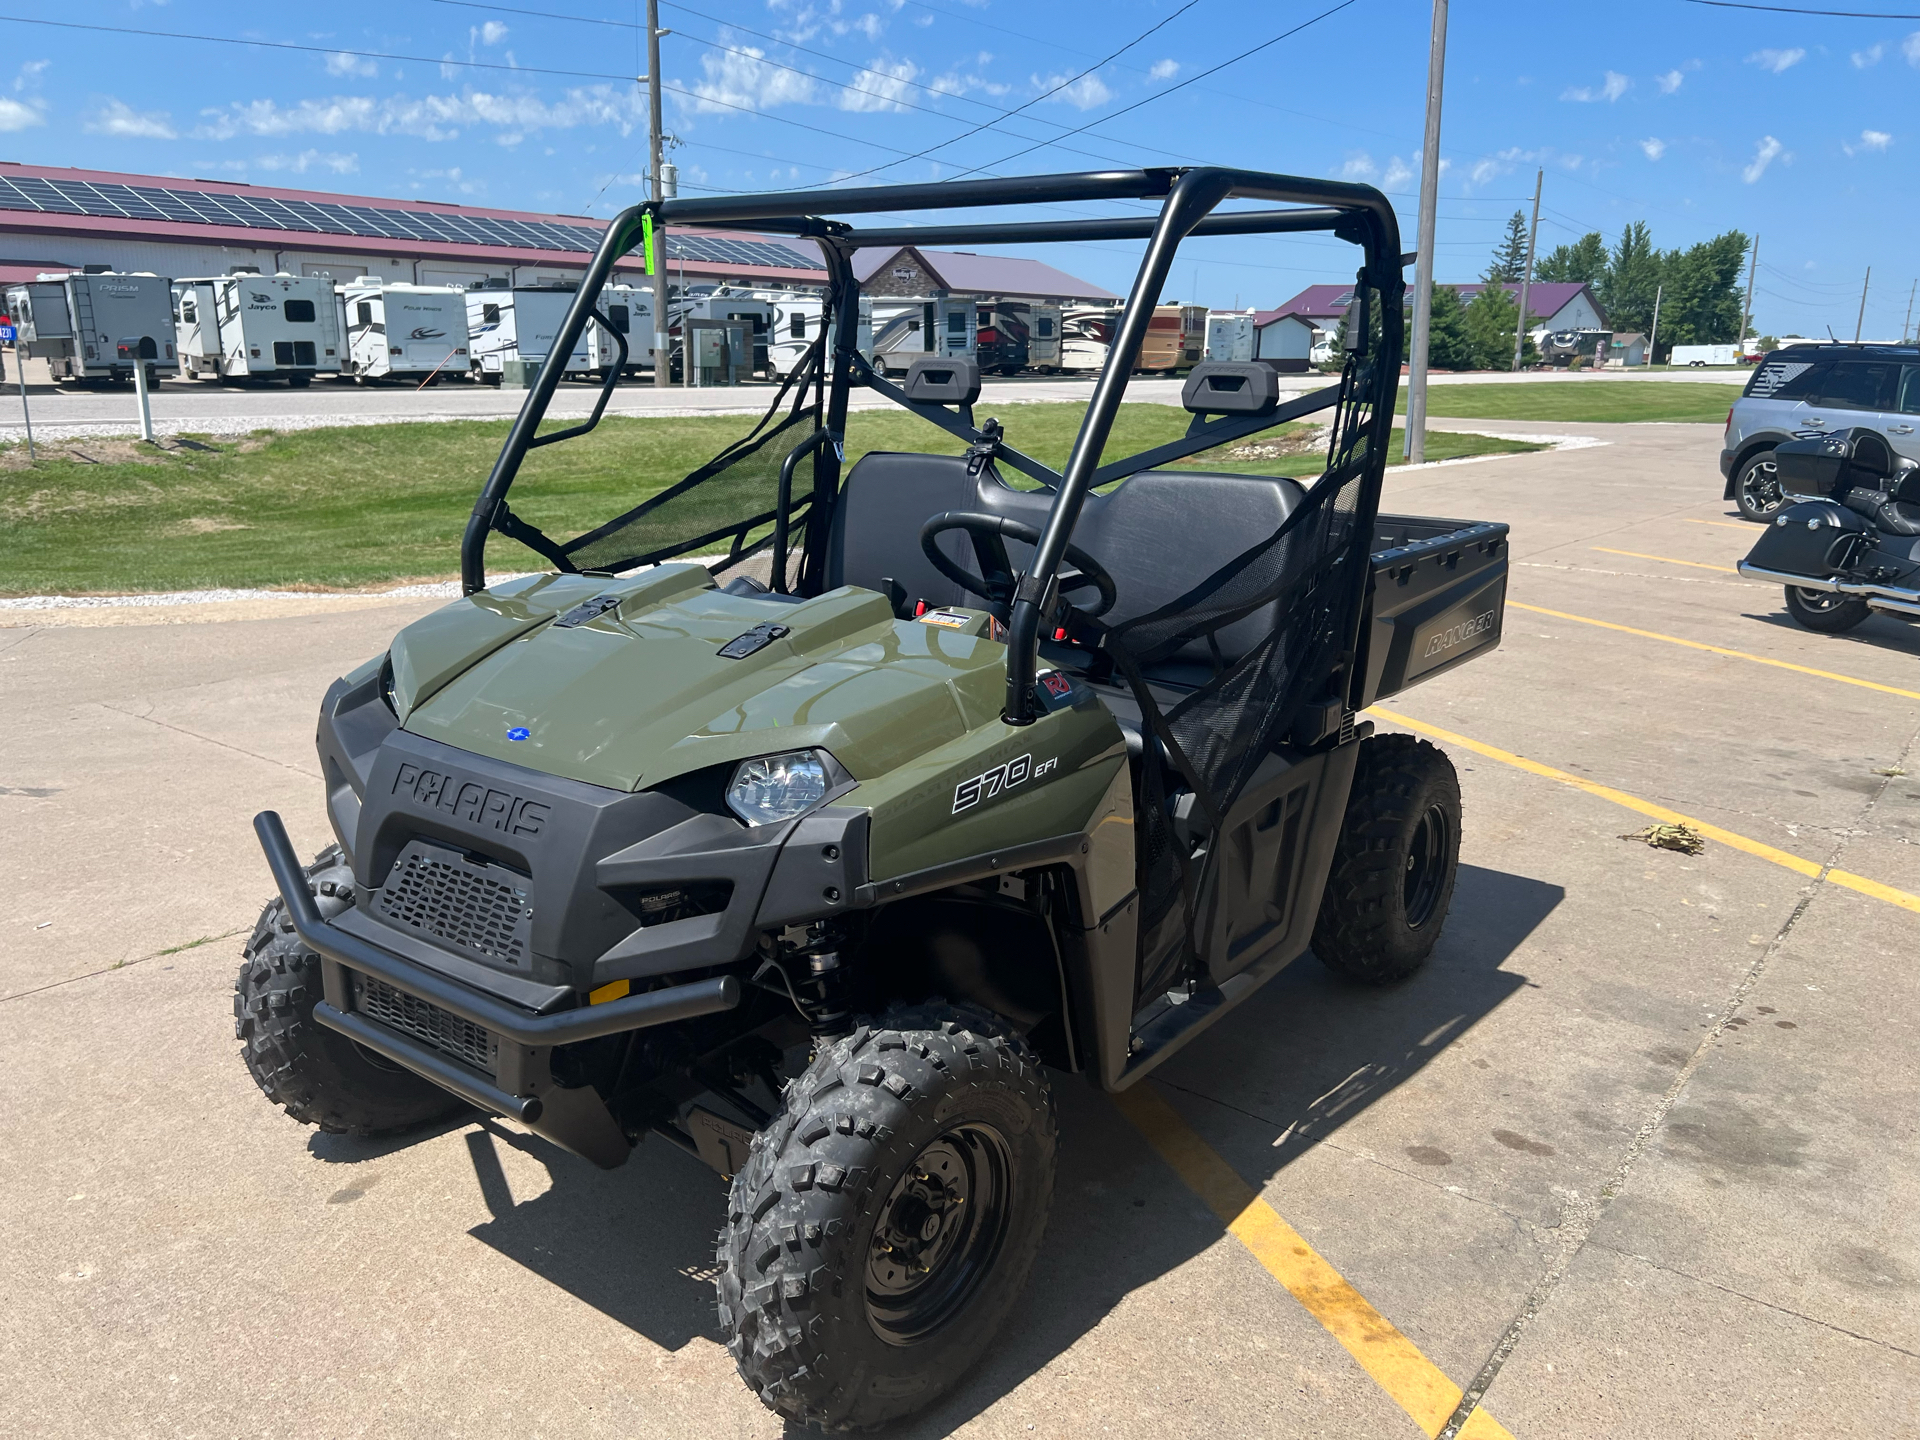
xmin=1138 ymin=303 xmax=1208 ymax=372
xmin=975 ymin=301 xmax=1031 ymax=376
xmin=466 ymin=286 xmax=632 ymax=383
xmin=7 ymin=269 xmax=179 ymax=384
xmin=173 ymin=272 xmax=342 ymax=386
xmin=870 ymin=296 xmax=975 ymax=376
xmin=339 ymin=280 xmax=470 ymax=382
xmin=1058 ymin=304 xmax=1119 ymax=372
xmin=674 ymin=290 xmax=776 ymax=377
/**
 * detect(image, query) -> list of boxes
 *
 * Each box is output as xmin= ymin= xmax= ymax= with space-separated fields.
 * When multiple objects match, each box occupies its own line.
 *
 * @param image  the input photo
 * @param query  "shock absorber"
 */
xmin=801 ymin=924 xmax=851 ymax=1045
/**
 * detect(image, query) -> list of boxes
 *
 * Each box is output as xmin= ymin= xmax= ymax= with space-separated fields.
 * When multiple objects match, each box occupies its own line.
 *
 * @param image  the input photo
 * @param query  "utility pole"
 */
xmin=1511 ymin=167 xmax=1541 ymax=372
xmin=646 ymin=0 xmax=671 ymax=389
xmin=1739 ymin=233 xmax=1758 ymax=357
xmin=1855 ymin=265 xmax=1871 ymax=343
xmin=1404 ymin=0 xmax=1447 ymax=464
xmin=1648 ymin=283 xmax=1663 ymax=366
xmin=1903 ymin=278 xmax=1916 ymax=344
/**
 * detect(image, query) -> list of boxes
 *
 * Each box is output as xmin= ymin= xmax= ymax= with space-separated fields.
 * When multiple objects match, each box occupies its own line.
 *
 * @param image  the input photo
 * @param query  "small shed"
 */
xmin=1252 ymin=309 xmax=1316 ymax=372
xmin=1606 ymin=332 xmax=1647 ymax=367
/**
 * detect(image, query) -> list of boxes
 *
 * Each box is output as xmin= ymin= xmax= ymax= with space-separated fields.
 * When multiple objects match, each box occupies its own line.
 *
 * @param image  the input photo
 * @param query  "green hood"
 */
xmin=392 ymin=567 xmax=1012 ymax=792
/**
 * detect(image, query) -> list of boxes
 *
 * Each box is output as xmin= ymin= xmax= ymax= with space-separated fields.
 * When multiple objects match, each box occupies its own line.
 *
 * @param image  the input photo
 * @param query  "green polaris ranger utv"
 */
xmin=239 ymin=167 xmax=1508 ymax=1430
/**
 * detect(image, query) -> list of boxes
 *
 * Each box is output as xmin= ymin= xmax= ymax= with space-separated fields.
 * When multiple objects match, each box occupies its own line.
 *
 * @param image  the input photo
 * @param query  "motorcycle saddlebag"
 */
xmin=1773 ymin=434 xmax=1851 ymax=499
xmin=1744 ymin=498 xmax=1872 ymax=580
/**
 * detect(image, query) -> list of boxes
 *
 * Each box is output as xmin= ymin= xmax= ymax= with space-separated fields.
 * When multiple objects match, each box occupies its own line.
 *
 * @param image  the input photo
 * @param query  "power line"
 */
xmin=949 ymin=0 xmax=1363 ymax=180
xmin=1682 ymin=0 xmax=1920 ymax=16
xmin=812 ymin=0 xmax=1205 ymax=186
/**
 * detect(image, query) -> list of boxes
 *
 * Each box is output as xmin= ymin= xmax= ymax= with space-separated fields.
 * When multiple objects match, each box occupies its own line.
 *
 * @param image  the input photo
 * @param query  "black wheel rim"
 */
xmin=865 ymin=1122 xmax=1013 ymax=1345
xmin=1742 ymin=459 xmax=1781 ymax=514
xmin=1403 ymin=802 xmax=1450 ymax=930
xmin=1793 ymin=587 xmax=1846 ymax=612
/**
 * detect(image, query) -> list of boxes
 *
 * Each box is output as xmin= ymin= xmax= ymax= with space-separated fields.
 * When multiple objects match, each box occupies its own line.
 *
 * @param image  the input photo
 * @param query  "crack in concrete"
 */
xmin=0 ymin=926 xmax=247 ymax=1006
xmin=1434 ymin=716 xmax=1920 ymax=1438
xmin=1583 ymin=1238 xmax=1920 ymax=1362
xmin=101 ymin=702 xmax=321 ymax=781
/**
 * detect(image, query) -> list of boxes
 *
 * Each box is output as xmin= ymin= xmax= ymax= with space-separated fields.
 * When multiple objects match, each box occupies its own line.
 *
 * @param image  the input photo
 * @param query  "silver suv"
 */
xmin=1722 ymin=344 xmax=1920 ymax=520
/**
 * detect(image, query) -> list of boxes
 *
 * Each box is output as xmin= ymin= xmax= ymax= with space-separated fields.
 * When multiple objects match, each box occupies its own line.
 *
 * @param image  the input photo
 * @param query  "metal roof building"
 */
xmin=0 ymin=161 xmax=827 ymax=291
xmin=854 ymin=245 xmax=1117 ymax=304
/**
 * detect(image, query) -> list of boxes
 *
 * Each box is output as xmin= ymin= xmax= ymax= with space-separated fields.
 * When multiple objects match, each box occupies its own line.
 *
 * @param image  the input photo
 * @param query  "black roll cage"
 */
xmin=459 ymin=166 xmax=1403 ymax=725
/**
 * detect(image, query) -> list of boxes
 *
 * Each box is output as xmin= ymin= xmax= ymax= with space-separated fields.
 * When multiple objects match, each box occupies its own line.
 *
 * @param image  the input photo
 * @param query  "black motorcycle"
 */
xmin=1738 ymin=428 xmax=1920 ymax=633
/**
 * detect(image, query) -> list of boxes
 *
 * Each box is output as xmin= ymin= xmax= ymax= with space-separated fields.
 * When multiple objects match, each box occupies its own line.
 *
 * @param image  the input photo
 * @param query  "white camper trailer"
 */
xmin=870 ymin=297 xmax=975 ymax=376
xmin=466 ymin=285 xmax=635 ymax=382
xmin=1058 ymin=305 xmax=1119 ymax=373
xmin=338 ymin=280 xmax=469 ymax=382
xmin=173 ymin=271 xmax=342 ymax=386
xmin=674 ymin=290 xmax=776 ymax=377
xmin=6 ymin=269 xmax=178 ymax=384
xmin=1205 ymin=311 xmax=1257 ymax=364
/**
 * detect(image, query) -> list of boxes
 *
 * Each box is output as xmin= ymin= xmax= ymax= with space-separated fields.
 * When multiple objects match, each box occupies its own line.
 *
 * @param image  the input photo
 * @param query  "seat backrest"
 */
xmin=825 ymin=452 xmax=1307 ymax=667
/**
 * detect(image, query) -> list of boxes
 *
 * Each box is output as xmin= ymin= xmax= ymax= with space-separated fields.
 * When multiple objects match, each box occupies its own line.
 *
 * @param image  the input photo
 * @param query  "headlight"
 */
xmin=726 ymin=750 xmax=830 ymax=827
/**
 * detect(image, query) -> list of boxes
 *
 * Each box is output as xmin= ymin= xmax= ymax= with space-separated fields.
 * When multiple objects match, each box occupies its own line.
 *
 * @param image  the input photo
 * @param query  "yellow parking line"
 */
xmin=1509 ymin=601 xmax=1920 ymax=703
xmin=1591 ymin=547 xmax=1738 ymax=573
xmin=1114 ymin=1084 xmax=1514 ymax=1440
xmin=1371 ymin=707 xmax=1920 ymax=916
xmin=1683 ymin=518 xmax=1756 ymax=531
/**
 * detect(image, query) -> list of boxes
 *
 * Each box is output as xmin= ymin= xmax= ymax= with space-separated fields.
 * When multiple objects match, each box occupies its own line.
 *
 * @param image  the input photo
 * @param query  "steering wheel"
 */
xmin=918 ymin=511 xmax=1117 ymax=619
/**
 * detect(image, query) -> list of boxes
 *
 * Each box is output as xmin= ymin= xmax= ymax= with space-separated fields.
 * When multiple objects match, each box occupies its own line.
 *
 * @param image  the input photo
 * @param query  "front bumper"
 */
xmin=255 ymin=810 xmax=740 ymax=1167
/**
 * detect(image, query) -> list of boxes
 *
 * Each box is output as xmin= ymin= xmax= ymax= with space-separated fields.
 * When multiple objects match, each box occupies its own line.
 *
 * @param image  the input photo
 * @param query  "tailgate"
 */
xmin=1357 ymin=515 xmax=1509 ymax=707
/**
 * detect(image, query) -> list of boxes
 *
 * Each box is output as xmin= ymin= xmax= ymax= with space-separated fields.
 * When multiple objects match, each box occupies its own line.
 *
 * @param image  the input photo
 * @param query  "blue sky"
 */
xmin=0 ymin=0 xmax=1913 ymax=338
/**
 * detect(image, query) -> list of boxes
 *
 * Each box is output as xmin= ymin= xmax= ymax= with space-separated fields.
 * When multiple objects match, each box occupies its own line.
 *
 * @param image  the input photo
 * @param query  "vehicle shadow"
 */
xmin=375 ymin=861 xmax=1557 ymax=1424
xmin=1742 ymin=610 xmax=1920 ymax=658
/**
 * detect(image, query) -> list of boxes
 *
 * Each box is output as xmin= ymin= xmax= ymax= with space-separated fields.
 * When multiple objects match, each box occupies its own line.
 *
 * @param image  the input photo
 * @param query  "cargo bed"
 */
xmin=1358 ymin=515 xmax=1509 ymax=706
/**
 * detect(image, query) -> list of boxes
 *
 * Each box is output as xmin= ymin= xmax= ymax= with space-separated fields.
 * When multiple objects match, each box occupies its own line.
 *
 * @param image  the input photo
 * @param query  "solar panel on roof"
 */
xmin=0 ymin=174 xmax=824 ymax=268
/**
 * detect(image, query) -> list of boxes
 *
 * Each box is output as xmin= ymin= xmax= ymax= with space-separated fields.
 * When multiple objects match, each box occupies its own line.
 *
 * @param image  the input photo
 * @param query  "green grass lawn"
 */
xmin=1399 ymin=379 xmax=1743 ymax=424
xmin=0 ymin=401 xmax=1539 ymax=596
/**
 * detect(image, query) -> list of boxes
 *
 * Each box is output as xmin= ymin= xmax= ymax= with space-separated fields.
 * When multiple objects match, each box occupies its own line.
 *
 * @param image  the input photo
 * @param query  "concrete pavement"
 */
xmin=3 ymin=417 xmax=1914 ymax=1438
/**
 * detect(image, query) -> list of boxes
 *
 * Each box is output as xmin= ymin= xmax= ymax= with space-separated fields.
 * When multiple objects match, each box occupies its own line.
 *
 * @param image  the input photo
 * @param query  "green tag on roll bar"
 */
xmin=641 ymin=212 xmax=656 ymax=275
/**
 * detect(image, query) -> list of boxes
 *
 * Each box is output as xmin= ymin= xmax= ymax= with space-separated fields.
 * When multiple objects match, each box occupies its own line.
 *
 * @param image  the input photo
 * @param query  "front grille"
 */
xmin=375 ymin=843 xmax=531 ymax=966
xmin=353 ymin=974 xmax=498 ymax=1075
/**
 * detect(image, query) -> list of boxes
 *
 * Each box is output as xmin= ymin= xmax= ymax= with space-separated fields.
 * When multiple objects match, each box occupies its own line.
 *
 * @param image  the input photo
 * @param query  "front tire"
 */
xmin=717 ymin=1004 xmax=1056 ymax=1432
xmin=1784 ymin=585 xmax=1871 ymax=633
xmin=1735 ymin=451 xmax=1782 ymax=522
xmin=1313 ymin=734 xmax=1462 ymax=983
xmin=234 ymin=844 xmax=468 ymax=1137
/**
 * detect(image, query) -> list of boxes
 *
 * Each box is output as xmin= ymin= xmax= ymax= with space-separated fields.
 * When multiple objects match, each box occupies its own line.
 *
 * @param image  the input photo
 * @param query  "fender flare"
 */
xmin=1725 ymin=435 xmax=1784 ymax=499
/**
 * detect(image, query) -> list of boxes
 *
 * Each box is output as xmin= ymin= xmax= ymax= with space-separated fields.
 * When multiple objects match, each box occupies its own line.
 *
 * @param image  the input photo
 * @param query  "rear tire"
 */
xmin=1735 ymin=451 xmax=1782 ymax=522
xmin=1784 ymin=585 xmax=1871 ymax=633
xmin=1313 ymin=734 xmax=1462 ymax=984
xmin=234 ymin=844 xmax=467 ymax=1137
xmin=716 ymin=1003 xmax=1056 ymax=1432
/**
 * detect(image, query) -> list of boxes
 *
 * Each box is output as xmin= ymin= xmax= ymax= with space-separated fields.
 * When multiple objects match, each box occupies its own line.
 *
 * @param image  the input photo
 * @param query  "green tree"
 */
xmin=1462 ymin=283 xmax=1522 ymax=369
xmin=1486 ymin=211 xmax=1530 ymax=283
xmin=1425 ymin=283 xmax=1474 ymax=370
xmin=1534 ymin=232 xmax=1607 ymax=284
xmin=1598 ymin=220 xmax=1660 ymax=336
xmin=1656 ymin=230 xmax=1750 ymax=345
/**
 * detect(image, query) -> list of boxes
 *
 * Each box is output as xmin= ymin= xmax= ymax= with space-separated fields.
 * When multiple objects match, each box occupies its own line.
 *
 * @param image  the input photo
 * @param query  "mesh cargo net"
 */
xmin=556 ymin=338 xmax=825 ymax=578
xmin=1101 ymin=349 xmax=1391 ymax=994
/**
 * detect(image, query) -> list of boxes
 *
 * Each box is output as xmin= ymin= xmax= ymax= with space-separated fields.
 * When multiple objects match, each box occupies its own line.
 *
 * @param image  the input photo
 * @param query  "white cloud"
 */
xmin=853 ymin=13 xmax=883 ymax=40
xmin=1844 ymin=128 xmax=1892 ymax=155
xmin=1382 ymin=156 xmax=1413 ymax=188
xmin=253 ymin=149 xmax=359 ymax=174
xmin=196 ymin=87 xmax=644 ymax=142
xmin=325 ymin=52 xmax=378 ymax=78
xmin=1338 ymin=152 xmax=1376 ymax=181
xmin=1743 ymin=134 xmax=1783 ymax=183
xmin=0 ymin=96 xmax=43 ymax=131
xmin=1561 ymin=70 xmax=1630 ymax=102
xmin=839 ymin=57 xmax=917 ymax=112
xmin=478 ymin=20 xmax=508 ymax=45
xmin=1655 ymin=69 xmax=1684 ymax=94
xmin=1905 ymin=31 xmax=1920 ymax=66
xmin=1468 ymin=158 xmax=1499 ymax=186
xmin=688 ymin=45 xmax=819 ymax=112
xmin=1640 ymin=136 xmax=1666 ymax=160
xmin=1852 ymin=43 xmax=1883 ymax=68
xmin=1748 ymin=48 xmax=1805 ymax=74
xmin=1034 ymin=71 xmax=1112 ymax=110
xmin=14 ymin=59 xmax=48 ymax=90
xmin=1149 ymin=58 xmax=1178 ymax=80
xmin=85 ymin=98 xmax=175 ymax=139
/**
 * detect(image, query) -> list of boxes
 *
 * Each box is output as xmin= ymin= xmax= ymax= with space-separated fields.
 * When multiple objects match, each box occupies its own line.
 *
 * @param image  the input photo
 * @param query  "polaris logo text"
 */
xmin=1422 ymin=610 xmax=1497 ymax=659
xmin=392 ymin=763 xmax=550 ymax=836
xmin=952 ymin=753 xmax=1057 ymax=814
